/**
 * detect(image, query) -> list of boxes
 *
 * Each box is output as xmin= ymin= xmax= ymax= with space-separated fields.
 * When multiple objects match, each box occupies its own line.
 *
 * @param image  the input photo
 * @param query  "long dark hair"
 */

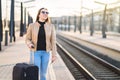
xmin=35 ymin=8 xmax=50 ymax=23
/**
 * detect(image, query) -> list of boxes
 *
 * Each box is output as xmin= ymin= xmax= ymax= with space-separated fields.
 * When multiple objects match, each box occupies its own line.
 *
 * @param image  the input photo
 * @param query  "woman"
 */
xmin=25 ymin=8 xmax=57 ymax=80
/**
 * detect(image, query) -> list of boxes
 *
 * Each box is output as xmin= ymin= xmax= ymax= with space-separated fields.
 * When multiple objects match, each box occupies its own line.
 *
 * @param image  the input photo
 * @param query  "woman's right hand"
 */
xmin=28 ymin=44 xmax=34 ymax=49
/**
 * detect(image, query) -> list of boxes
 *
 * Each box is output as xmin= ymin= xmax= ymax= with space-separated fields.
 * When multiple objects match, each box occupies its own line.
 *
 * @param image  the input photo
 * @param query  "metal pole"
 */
xmin=10 ymin=0 xmax=15 ymax=42
xmin=24 ymin=7 xmax=26 ymax=33
xmin=5 ymin=0 xmax=8 ymax=46
xmin=30 ymin=16 xmax=33 ymax=23
xmin=90 ymin=10 xmax=94 ymax=36
xmin=68 ymin=16 xmax=70 ymax=31
xmin=102 ymin=4 xmax=107 ymax=38
xmin=5 ymin=30 xmax=8 ymax=45
xmin=83 ymin=17 xmax=86 ymax=31
xmin=57 ymin=19 xmax=59 ymax=31
xmin=74 ymin=15 xmax=76 ymax=32
xmin=64 ymin=17 xmax=67 ymax=31
xmin=79 ymin=0 xmax=82 ymax=33
xmin=62 ymin=17 xmax=64 ymax=31
xmin=20 ymin=2 xmax=23 ymax=37
xmin=0 ymin=42 xmax=1 ymax=51
xmin=56 ymin=20 xmax=58 ymax=30
xmin=28 ymin=12 xmax=30 ymax=25
xmin=61 ymin=17 xmax=63 ymax=31
xmin=79 ymin=15 xmax=82 ymax=33
xmin=119 ymin=8 xmax=120 ymax=33
xmin=0 ymin=0 xmax=3 ymax=51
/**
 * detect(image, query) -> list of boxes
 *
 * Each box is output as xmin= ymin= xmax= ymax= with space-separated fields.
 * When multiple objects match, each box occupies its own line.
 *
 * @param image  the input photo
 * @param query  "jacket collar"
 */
xmin=34 ymin=22 xmax=50 ymax=27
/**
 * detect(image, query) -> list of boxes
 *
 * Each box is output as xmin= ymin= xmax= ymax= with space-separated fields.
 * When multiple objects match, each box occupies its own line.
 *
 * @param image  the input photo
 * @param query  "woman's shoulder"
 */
xmin=46 ymin=23 xmax=54 ymax=27
xmin=28 ymin=23 xmax=34 ymax=27
xmin=30 ymin=22 xmax=38 ymax=25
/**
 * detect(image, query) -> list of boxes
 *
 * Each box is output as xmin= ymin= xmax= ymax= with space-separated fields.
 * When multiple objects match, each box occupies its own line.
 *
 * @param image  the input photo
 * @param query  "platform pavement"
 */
xmin=58 ymin=31 xmax=120 ymax=61
xmin=0 ymin=34 xmax=74 ymax=80
xmin=0 ymin=35 xmax=30 ymax=80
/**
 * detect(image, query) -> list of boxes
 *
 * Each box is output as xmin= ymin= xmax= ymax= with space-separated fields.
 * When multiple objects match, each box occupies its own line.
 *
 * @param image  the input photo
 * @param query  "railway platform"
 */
xmin=0 ymin=34 xmax=74 ymax=80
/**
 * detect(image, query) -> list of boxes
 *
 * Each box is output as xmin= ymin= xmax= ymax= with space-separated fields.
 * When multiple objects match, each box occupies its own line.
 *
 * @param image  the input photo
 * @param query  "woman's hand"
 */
xmin=28 ymin=44 xmax=34 ymax=49
xmin=51 ymin=55 xmax=57 ymax=63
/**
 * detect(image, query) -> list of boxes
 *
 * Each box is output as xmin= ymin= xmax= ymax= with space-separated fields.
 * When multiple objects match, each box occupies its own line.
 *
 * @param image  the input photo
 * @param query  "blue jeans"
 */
xmin=34 ymin=50 xmax=50 ymax=80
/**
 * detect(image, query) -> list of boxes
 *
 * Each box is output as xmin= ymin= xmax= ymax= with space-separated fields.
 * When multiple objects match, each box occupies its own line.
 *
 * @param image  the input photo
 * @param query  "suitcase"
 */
xmin=12 ymin=63 xmax=38 ymax=80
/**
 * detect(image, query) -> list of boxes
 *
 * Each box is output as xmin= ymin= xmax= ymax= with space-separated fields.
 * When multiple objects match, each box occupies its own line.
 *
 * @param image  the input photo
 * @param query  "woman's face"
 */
xmin=39 ymin=9 xmax=49 ymax=21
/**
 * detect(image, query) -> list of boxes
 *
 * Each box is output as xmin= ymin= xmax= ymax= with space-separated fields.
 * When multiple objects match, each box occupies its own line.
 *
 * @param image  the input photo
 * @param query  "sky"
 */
xmin=33 ymin=0 xmax=98 ymax=17
xmin=2 ymin=0 xmax=120 ymax=21
xmin=32 ymin=0 xmax=119 ymax=17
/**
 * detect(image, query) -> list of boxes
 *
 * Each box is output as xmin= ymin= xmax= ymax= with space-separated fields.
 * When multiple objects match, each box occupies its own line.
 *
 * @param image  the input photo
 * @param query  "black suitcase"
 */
xmin=12 ymin=63 xmax=38 ymax=80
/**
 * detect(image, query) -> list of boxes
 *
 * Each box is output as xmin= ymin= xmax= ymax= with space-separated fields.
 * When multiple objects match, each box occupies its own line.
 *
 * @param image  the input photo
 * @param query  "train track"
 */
xmin=57 ymin=33 xmax=120 ymax=68
xmin=57 ymin=42 xmax=96 ymax=80
xmin=57 ymin=34 xmax=120 ymax=80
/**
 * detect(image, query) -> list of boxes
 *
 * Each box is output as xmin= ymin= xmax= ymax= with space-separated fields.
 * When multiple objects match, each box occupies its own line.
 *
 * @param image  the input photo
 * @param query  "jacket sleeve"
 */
xmin=51 ymin=24 xmax=57 ymax=56
xmin=25 ymin=23 xmax=33 ymax=47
